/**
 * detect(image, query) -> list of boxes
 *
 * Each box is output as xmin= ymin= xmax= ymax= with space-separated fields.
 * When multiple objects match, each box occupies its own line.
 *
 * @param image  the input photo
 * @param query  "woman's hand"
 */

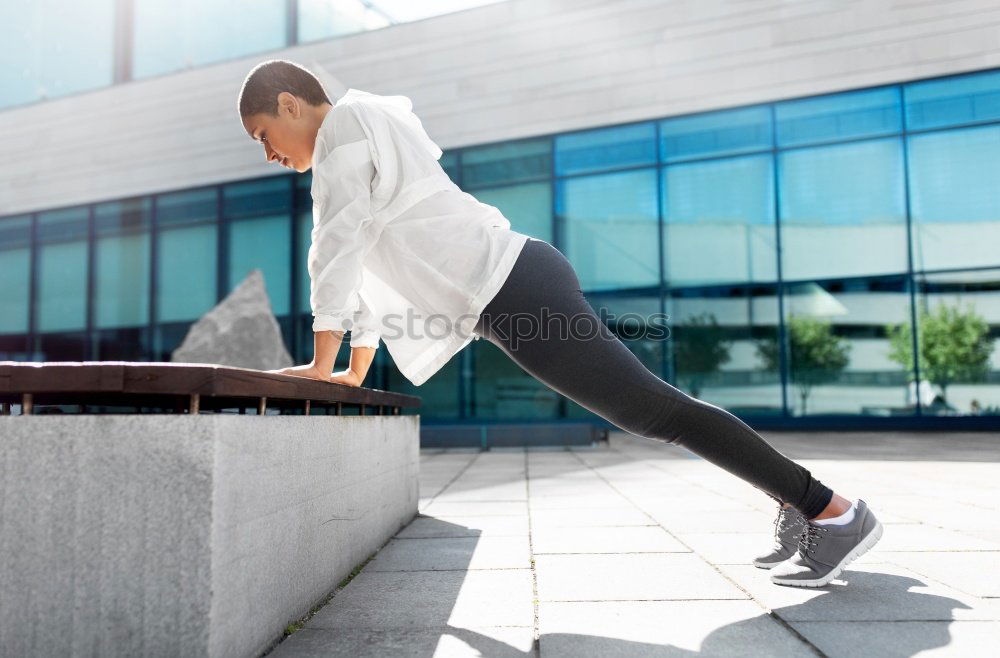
xmin=329 ymin=369 xmax=362 ymax=387
xmin=266 ymin=363 xmax=329 ymax=382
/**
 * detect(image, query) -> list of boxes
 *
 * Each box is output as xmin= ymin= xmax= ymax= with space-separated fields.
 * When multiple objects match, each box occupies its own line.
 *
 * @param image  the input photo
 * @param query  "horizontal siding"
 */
xmin=3 ymin=0 xmax=1000 ymax=215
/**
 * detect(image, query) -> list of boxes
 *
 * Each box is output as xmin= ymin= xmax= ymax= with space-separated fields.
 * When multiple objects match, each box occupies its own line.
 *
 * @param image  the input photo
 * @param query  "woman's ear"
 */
xmin=277 ymin=91 xmax=299 ymax=118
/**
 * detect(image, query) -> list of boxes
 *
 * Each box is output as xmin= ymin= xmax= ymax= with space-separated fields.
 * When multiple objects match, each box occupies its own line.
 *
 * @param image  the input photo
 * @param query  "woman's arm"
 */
xmin=330 ymin=343 xmax=377 ymax=387
xmin=267 ymin=329 xmax=374 ymax=387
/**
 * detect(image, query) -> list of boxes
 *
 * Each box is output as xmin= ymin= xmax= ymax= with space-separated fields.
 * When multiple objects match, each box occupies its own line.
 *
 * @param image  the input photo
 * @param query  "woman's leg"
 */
xmin=474 ymin=238 xmax=834 ymax=520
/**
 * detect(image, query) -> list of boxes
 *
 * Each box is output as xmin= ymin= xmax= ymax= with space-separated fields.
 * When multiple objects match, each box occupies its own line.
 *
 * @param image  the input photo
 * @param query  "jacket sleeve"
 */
xmin=308 ymin=104 xmax=387 ymax=347
xmin=348 ymin=292 xmax=381 ymax=349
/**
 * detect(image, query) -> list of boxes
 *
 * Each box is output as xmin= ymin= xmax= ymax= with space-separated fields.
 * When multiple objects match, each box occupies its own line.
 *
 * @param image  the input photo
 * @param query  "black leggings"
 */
xmin=473 ymin=237 xmax=834 ymax=520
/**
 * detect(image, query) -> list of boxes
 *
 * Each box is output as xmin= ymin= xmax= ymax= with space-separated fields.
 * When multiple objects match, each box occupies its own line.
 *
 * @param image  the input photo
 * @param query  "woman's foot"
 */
xmin=769 ymin=499 xmax=884 ymax=587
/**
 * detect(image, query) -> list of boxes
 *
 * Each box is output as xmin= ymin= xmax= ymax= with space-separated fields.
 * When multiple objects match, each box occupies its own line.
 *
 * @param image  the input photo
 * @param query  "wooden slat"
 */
xmin=0 ymin=362 xmax=421 ymax=409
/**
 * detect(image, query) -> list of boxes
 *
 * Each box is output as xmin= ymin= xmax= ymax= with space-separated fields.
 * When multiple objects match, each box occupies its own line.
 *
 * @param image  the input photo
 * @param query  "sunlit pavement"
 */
xmin=270 ymin=431 xmax=1000 ymax=657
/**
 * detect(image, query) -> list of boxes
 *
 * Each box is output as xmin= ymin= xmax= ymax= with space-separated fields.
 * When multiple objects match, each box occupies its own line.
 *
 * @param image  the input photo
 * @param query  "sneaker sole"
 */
xmin=753 ymin=557 xmax=789 ymax=570
xmin=770 ymin=519 xmax=884 ymax=588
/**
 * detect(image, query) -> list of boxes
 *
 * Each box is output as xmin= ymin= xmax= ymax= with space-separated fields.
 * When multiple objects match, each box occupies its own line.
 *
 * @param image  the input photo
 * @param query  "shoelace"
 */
xmin=797 ymin=520 xmax=829 ymax=555
xmin=772 ymin=506 xmax=804 ymax=542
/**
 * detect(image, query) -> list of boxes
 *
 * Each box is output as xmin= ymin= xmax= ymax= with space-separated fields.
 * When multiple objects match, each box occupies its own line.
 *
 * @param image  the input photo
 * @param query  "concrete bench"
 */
xmin=0 ymin=362 xmax=421 ymax=658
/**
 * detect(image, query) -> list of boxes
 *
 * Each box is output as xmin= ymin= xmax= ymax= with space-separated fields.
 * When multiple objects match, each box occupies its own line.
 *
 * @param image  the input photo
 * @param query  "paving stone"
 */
xmin=715 ymin=563 xmax=997 ymax=622
xmin=678 ymin=532 xmax=780 ymax=565
xmin=880 ymin=551 xmax=1000 ymax=598
xmin=646 ymin=508 xmax=773 ymax=534
xmin=307 ymin=569 xmax=535 ymax=629
xmin=367 ymin=536 xmax=531 ymax=571
xmin=432 ymin=484 xmax=529 ymax=502
xmin=270 ymin=626 xmax=534 ymax=657
xmin=868 ymin=523 xmax=1000 ymax=552
xmin=530 ymin=507 xmax=655 ymax=528
xmin=396 ymin=515 xmax=530 ymax=538
xmin=534 ymin=553 xmax=746 ymax=602
xmin=631 ymin=496 xmax=760 ymax=513
xmin=538 ymin=600 xmax=813 ymax=657
xmin=789 ymin=621 xmax=1000 ymax=657
xmin=420 ymin=501 xmax=528 ymax=516
xmin=532 ymin=525 xmax=690 ymax=554
xmin=528 ymin=494 xmax=632 ymax=509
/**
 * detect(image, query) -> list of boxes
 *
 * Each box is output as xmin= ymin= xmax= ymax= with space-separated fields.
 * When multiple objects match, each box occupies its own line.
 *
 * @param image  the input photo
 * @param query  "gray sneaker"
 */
xmin=770 ymin=498 xmax=884 ymax=587
xmin=753 ymin=505 xmax=805 ymax=569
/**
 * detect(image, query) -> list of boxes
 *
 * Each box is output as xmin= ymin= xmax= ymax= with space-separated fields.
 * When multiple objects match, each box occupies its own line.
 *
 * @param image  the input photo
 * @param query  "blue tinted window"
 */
xmin=660 ymin=105 xmax=771 ymax=163
xmin=908 ymin=124 xmax=1000 ymax=271
xmin=228 ymin=216 xmax=291 ymax=316
xmin=156 ymin=190 xmax=218 ymax=323
xmin=440 ymin=151 xmax=460 ymax=183
xmin=462 ymin=139 xmax=551 ymax=188
xmin=663 ymin=154 xmax=775 ymax=285
xmin=779 ymin=138 xmax=906 ymax=280
xmin=559 ymin=169 xmax=659 ymax=290
xmin=36 ymin=207 xmax=90 ymax=332
xmin=555 ymin=123 xmax=657 ymax=176
xmin=1 ymin=0 xmax=115 ymax=109
xmin=775 ymin=87 xmax=901 ymax=148
xmin=0 ymin=216 xmax=32 ymax=334
xmin=905 ymin=69 xmax=1000 ymax=132
xmin=470 ymin=183 xmax=553 ymax=242
xmin=94 ymin=199 xmax=151 ymax=329
xmin=298 ymin=0 xmax=390 ymax=43
xmin=133 ymin=0 xmax=287 ymax=79
xmin=223 ymin=178 xmax=292 ymax=315
xmin=223 ymin=178 xmax=291 ymax=219
xmin=297 ymin=210 xmax=312 ymax=313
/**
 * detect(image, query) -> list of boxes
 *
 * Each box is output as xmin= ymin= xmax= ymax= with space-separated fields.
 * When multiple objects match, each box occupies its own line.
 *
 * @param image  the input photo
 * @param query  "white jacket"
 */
xmin=308 ymin=88 xmax=529 ymax=386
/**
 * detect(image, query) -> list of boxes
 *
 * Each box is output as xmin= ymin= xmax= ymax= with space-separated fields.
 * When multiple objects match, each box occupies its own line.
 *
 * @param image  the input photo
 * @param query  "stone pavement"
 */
xmin=268 ymin=431 xmax=1000 ymax=657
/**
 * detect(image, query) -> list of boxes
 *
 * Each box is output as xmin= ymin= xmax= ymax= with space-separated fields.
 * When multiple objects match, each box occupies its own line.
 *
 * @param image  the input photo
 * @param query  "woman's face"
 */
xmin=241 ymin=92 xmax=319 ymax=173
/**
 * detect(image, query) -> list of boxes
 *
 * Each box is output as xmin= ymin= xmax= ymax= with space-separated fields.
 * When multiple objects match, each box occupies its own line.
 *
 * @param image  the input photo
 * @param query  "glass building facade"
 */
xmin=1 ymin=0 xmax=506 ymax=110
xmin=3 ymin=68 xmax=1000 ymax=425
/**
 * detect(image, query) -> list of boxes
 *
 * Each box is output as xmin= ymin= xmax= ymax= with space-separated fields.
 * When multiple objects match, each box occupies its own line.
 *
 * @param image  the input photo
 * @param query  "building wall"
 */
xmin=5 ymin=0 xmax=1000 ymax=216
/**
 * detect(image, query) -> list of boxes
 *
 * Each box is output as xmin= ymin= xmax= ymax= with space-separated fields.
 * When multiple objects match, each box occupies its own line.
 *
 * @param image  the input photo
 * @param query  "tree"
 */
xmin=673 ymin=312 xmax=732 ymax=399
xmin=757 ymin=314 xmax=850 ymax=415
xmin=886 ymin=301 xmax=993 ymax=405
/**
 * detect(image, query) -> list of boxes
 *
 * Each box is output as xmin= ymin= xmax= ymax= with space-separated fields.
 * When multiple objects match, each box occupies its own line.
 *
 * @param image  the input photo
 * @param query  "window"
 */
xmin=35 ymin=207 xmax=89 ymax=333
xmin=667 ymin=283 xmax=784 ymax=413
xmin=905 ymin=69 xmax=1000 ymax=132
xmin=908 ymin=124 xmax=1000 ymax=272
xmin=133 ymin=0 xmax=287 ymax=79
xmin=663 ymin=154 xmax=775 ymax=285
xmin=1 ymin=0 xmax=115 ymax=109
xmin=223 ymin=178 xmax=292 ymax=316
xmin=777 ymin=276 xmax=915 ymax=417
xmin=463 ymin=139 xmax=551 ymax=188
xmin=156 ymin=189 xmax=219 ymax=324
xmin=778 ymin=138 xmax=906 ymax=280
xmin=0 ymin=216 xmax=32 ymax=335
xmin=556 ymin=123 xmax=657 ymax=176
xmin=94 ymin=199 xmax=151 ymax=329
xmin=470 ymin=183 xmax=552 ymax=242
xmin=558 ymin=169 xmax=659 ymax=291
xmin=660 ymin=105 xmax=772 ymax=163
xmin=775 ymin=87 xmax=901 ymax=148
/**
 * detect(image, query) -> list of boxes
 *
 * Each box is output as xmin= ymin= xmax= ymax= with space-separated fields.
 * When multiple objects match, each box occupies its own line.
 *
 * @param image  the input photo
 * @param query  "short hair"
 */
xmin=238 ymin=59 xmax=331 ymax=118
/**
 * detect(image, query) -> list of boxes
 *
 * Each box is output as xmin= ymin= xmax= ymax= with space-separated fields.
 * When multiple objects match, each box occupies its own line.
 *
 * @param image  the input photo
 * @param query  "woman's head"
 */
xmin=238 ymin=59 xmax=332 ymax=172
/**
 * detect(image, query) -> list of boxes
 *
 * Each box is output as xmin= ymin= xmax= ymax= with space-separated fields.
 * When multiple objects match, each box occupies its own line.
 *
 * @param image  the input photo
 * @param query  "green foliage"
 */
xmin=673 ymin=312 xmax=732 ymax=399
xmin=757 ymin=314 xmax=850 ymax=414
xmin=886 ymin=301 xmax=993 ymax=402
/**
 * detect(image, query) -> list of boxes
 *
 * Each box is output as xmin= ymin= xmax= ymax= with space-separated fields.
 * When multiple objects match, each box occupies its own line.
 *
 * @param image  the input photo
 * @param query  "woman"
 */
xmin=238 ymin=59 xmax=883 ymax=588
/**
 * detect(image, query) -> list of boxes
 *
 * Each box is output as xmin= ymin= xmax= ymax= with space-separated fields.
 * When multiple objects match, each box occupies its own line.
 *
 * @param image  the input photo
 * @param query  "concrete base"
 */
xmin=0 ymin=415 xmax=419 ymax=657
